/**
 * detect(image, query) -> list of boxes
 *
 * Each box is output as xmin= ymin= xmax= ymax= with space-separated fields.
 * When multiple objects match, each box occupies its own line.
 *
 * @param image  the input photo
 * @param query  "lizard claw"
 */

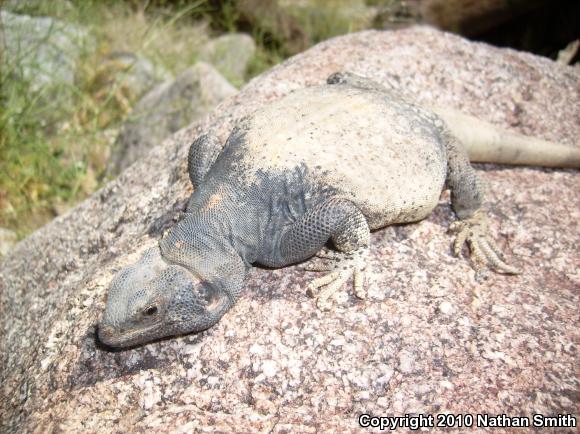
xmin=449 ymin=210 xmax=521 ymax=275
xmin=305 ymin=247 xmax=368 ymax=310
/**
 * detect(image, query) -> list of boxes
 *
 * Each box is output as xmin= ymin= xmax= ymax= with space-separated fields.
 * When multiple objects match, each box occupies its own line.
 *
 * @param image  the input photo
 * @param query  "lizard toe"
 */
xmin=305 ymin=247 xmax=368 ymax=310
xmin=475 ymin=235 xmax=521 ymax=275
xmin=451 ymin=211 xmax=520 ymax=275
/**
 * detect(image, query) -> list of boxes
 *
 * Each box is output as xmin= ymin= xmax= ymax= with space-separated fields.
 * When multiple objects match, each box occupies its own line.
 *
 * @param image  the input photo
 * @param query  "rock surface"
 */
xmin=1 ymin=27 xmax=579 ymax=432
xmin=1 ymin=0 xmax=74 ymax=16
xmin=109 ymin=61 xmax=237 ymax=175
xmin=98 ymin=52 xmax=173 ymax=101
xmin=0 ymin=10 xmax=92 ymax=91
xmin=198 ymin=33 xmax=256 ymax=86
xmin=0 ymin=228 xmax=18 ymax=257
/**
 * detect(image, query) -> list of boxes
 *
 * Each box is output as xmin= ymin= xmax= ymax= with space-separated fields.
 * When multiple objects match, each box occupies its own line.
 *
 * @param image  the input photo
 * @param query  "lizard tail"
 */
xmin=432 ymin=108 xmax=580 ymax=168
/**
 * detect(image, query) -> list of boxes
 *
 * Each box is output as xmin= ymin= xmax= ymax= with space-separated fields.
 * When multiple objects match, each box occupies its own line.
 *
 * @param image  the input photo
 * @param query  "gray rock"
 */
xmin=0 ymin=10 xmax=92 ymax=91
xmin=1 ymin=27 xmax=579 ymax=432
xmin=0 ymin=228 xmax=17 ymax=257
xmin=109 ymin=61 xmax=237 ymax=175
xmin=100 ymin=52 xmax=172 ymax=101
xmin=198 ymin=33 xmax=256 ymax=86
xmin=1 ymin=0 xmax=74 ymax=17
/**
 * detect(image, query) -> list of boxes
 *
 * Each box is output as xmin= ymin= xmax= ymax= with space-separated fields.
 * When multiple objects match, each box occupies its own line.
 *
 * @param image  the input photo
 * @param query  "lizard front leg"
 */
xmin=188 ymin=132 xmax=223 ymax=188
xmin=277 ymin=197 xmax=371 ymax=310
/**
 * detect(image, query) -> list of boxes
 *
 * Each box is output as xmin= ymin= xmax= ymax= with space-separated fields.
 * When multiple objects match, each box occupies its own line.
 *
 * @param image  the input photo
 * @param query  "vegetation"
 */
xmin=0 ymin=1 xmax=264 ymax=236
xmin=1 ymin=0 xmax=576 ymax=240
xmin=5 ymin=0 xmax=365 ymax=236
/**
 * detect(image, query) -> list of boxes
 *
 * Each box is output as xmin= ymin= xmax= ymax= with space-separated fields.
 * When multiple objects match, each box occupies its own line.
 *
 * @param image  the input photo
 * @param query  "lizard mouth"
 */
xmin=98 ymin=321 xmax=169 ymax=349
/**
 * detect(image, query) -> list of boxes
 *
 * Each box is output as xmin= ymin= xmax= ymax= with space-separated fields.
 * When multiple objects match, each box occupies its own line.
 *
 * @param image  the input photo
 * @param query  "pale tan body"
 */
xmin=243 ymin=85 xmax=448 ymax=229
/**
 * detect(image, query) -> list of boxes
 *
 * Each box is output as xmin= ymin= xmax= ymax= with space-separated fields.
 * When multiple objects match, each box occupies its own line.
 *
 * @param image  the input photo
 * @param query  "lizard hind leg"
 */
xmin=278 ymin=198 xmax=371 ymax=311
xmin=444 ymin=130 xmax=521 ymax=275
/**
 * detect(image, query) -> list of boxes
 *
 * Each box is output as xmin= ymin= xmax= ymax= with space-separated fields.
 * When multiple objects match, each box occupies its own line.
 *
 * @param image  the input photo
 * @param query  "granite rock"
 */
xmin=198 ymin=33 xmax=256 ymax=86
xmin=1 ymin=0 xmax=74 ymax=16
xmin=98 ymin=52 xmax=173 ymax=101
xmin=0 ymin=228 xmax=18 ymax=257
xmin=108 ymin=61 xmax=237 ymax=175
xmin=1 ymin=27 xmax=578 ymax=433
xmin=0 ymin=10 xmax=92 ymax=91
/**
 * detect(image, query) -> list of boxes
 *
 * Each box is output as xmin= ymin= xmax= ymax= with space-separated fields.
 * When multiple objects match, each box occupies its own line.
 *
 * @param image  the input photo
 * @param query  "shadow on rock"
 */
xmin=66 ymin=325 xmax=205 ymax=389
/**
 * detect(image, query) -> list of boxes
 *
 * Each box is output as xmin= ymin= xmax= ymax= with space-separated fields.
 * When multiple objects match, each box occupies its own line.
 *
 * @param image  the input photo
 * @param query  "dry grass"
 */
xmin=1 ymin=0 xmax=382 ymax=237
xmin=0 ymin=1 xmax=211 ymax=236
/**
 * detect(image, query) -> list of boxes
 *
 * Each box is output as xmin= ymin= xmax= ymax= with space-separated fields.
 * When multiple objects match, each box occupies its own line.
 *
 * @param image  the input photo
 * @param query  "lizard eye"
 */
xmin=143 ymin=306 xmax=158 ymax=316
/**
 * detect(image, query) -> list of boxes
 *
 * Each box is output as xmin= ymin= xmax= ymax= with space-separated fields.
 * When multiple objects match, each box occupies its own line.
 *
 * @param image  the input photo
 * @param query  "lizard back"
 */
xmin=226 ymin=85 xmax=448 ymax=228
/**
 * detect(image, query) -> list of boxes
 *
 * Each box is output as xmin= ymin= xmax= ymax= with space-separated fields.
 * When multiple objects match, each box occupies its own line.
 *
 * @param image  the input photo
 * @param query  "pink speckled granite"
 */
xmin=1 ymin=27 xmax=578 ymax=433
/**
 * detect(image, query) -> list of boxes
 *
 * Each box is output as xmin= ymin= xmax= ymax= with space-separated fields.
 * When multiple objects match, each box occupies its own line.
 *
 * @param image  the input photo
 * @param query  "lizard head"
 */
xmin=98 ymin=246 xmax=231 ymax=348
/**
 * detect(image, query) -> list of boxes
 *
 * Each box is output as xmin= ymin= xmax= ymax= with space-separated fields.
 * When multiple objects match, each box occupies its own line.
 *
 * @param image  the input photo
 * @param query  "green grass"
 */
xmin=0 ymin=0 xmax=210 ymax=236
xmin=283 ymin=0 xmax=375 ymax=44
xmin=1 ymin=0 xmax=381 ymax=238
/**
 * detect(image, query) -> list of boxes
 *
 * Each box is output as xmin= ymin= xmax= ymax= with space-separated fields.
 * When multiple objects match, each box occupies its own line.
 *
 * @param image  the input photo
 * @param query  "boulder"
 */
xmin=1 ymin=27 xmax=578 ymax=432
xmin=198 ymin=33 xmax=256 ymax=86
xmin=96 ymin=52 xmax=172 ymax=101
xmin=0 ymin=0 xmax=74 ymax=18
xmin=0 ymin=10 xmax=92 ymax=92
xmin=108 ymin=62 xmax=237 ymax=175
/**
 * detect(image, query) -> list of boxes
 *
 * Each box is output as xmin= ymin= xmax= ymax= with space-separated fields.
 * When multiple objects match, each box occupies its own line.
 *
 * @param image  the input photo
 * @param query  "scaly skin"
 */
xmin=98 ymin=72 xmax=580 ymax=348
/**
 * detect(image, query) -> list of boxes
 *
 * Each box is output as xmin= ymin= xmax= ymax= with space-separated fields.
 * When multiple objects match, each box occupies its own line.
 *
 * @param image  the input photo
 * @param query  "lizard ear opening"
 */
xmin=201 ymin=283 xmax=226 ymax=311
xmin=143 ymin=306 xmax=158 ymax=317
xmin=197 ymin=281 xmax=232 ymax=323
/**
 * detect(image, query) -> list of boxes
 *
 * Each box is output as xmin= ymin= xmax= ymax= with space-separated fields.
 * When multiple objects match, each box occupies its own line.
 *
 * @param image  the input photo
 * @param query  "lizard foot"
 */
xmin=304 ymin=247 xmax=368 ymax=311
xmin=449 ymin=210 xmax=520 ymax=275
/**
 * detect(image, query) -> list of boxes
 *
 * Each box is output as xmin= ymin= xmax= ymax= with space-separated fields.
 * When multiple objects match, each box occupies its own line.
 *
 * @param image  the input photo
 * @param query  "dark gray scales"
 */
xmin=98 ymin=72 xmax=580 ymax=348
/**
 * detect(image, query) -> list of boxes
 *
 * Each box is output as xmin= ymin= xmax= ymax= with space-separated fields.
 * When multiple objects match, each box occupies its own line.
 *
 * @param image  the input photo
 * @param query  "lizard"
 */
xmin=98 ymin=72 xmax=580 ymax=348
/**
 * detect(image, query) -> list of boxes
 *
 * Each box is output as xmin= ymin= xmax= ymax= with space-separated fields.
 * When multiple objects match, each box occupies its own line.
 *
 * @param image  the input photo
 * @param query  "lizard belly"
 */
xmin=241 ymin=86 xmax=447 ymax=229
